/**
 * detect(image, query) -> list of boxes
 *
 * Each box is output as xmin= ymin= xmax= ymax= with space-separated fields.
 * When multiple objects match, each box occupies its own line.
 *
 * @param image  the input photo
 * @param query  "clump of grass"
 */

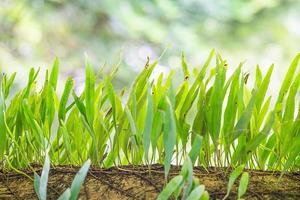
xmin=1 ymin=50 xmax=300 ymax=178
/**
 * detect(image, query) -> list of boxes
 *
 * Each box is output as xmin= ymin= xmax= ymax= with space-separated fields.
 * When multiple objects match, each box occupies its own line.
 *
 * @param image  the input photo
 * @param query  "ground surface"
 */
xmin=0 ymin=164 xmax=300 ymax=200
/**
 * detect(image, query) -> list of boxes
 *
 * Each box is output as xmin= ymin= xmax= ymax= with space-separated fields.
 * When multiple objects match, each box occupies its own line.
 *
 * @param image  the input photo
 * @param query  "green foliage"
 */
xmin=34 ymin=153 xmax=50 ymax=200
xmin=69 ymin=159 xmax=91 ymax=200
xmin=223 ymin=165 xmax=245 ymax=200
xmin=1 ymin=51 xmax=300 ymax=181
xmin=157 ymin=175 xmax=184 ymax=200
xmin=238 ymin=172 xmax=249 ymax=199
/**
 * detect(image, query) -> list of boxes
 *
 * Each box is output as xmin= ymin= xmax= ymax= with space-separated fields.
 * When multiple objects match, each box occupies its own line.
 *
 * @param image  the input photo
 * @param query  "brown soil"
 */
xmin=0 ymin=164 xmax=299 ymax=200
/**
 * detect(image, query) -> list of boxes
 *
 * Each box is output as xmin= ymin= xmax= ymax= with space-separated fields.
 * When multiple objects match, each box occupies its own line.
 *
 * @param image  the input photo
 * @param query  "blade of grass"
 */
xmin=223 ymin=165 xmax=245 ymax=200
xmin=70 ymin=159 xmax=91 ymax=200
xmin=37 ymin=153 xmax=50 ymax=200
xmin=186 ymin=185 xmax=205 ymax=200
xmin=0 ymin=89 xmax=6 ymax=158
xmin=58 ymin=78 xmax=74 ymax=121
xmin=157 ymin=175 xmax=183 ymax=200
xmin=238 ymin=172 xmax=249 ymax=199
xmin=163 ymin=97 xmax=177 ymax=179
xmin=143 ymin=85 xmax=153 ymax=161
xmin=188 ymin=135 xmax=203 ymax=165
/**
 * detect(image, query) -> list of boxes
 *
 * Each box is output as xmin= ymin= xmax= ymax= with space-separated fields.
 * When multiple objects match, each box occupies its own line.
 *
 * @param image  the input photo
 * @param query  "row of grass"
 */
xmin=1 ymin=50 xmax=300 ymax=179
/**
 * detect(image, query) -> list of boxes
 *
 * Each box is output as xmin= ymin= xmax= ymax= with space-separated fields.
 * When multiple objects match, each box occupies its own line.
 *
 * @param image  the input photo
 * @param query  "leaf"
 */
xmin=180 ymin=157 xmax=194 ymax=197
xmin=2 ymin=72 xmax=16 ymax=98
xmin=181 ymin=52 xmax=190 ymax=80
xmin=258 ymin=134 xmax=276 ymax=169
xmin=163 ymin=97 xmax=177 ymax=179
xmin=238 ymin=172 xmax=249 ymax=199
xmin=233 ymin=90 xmax=257 ymax=141
xmin=188 ymin=135 xmax=203 ymax=165
xmin=60 ymin=121 xmax=72 ymax=157
xmin=72 ymin=91 xmax=87 ymax=122
xmin=223 ymin=65 xmax=241 ymax=145
xmin=245 ymin=111 xmax=275 ymax=154
xmin=200 ymin=191 xmax=210 ymax=200
xmin=49 ymin=58 xmax=59 ymax=90
xmin=57 ymin=188 xmax=71 ymax=200
xmin=255 ymin=64 xmax=273 ymax=112
xmin=207 ymin=59 xmax=226 ymax=146
xmin=257 ymin=96 xmax=271 ymax=128
xmin=186 ymin=185 xmax=205 ymax=200
xmin=198 ymin=49 xmax=215 ymax=81
xmin=175 ymin=81 xmax=188 ymax=110
xmin=283 ymin=134 xmax=300 ymax=171
xmin=151 ymin=109 xmax=163 ymax=152
xmin=39 ymin=153 xmax=50 ymax=200
xmin=104 ymin=78 xmax=117 ymax=130
xmin=34 ymin=173 xmax=41 ymax=199
xmin=124 ymin=106 xmax=138 ymax=149
xmin=58 ymin=78 xmax=74 ymax=121
xmin=275 ymin=53 xmax=300 ymax=113
xmin=156 ymin=175 xmax=184 ymax=200
xmin=223 ymin=165 xmax=245 ymax=200
xmin=0 ymin=89 xmax=6 ymax=157
xmin=85 ymin=59 xmax=95 ymax=125
xmin=143 ymin=85 xmax=153 ymax=161
xmin=283 ymin=71 xmax=300 ymax=123
xmin=70 ymin=159 xmax=91 ymax=200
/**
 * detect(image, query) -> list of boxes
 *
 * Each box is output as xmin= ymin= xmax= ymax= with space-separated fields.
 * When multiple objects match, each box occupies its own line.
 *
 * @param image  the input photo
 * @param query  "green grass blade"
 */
xmin=181 ymin=52 xmax=190 ymax=79
xmin=200 ymin=191 xmax=210 ymax=200
xmin=188 ymin=135 xmax=203 ymax=165
xmin=254 ymin=65 xmax=262 ymax=89
xmin=257 ymin=96 xmax=271 ymax=128
xmin=275 ymin=53 xmax=300 ymax=112
xmin=2 ymin=72 xmax=16 ymax=98
xmin=186 ymin=185 xmax=205 ymax=200
xmin=255 ymin=64 xmax=273 ymax=112
xmin=238 ymin=172 xmax=249 ymax=199
xmin=157 ymin=175 xmax=183 ymax=200
xmin=223 ymin=165 xmax=245 ymax=200
xmin=283 ymin=71 xmax=300 ymax=122
xmin=70 ymin=159 xmax=91 ymax=200
xmin=143 ymin=85 xmax=153 ymax=161
xmin=85 ymin=59 xmax=95 ymax=125
xmin=223 ymin=65 xmax=241 ymax=146
xmin=180 ymin=157 xmax=193 ymax=197
xmin=49 ymin=58 xmax=59 ymax=90
xmin=233 ymin=90 xmax=257 ymax=141
xmin=150 ymin=109 xmax=163 ymax=153
xmin=39 ymin=153 xmax=50 ymax=200
xmin=246 ymin=111 xmax=275 ymax=154
xmin=163 ymin=97 xmax=177 ymax=179
xmin=198 ymin=49 xmax=215 ymax=81
xmin=0 ymin=89 xmax=6 ymax=158
xmin=34 ymin=173 xmax=41 ymax=199
xmin=72 ymin=91 xmax=87 ymax=122
xmin=57 ymin=188 xmax=71 ymax=200
xmin=207 ymin=59 xmax=226 ymax=147
xmin=58 ymin=78 xmax=74 ymax=121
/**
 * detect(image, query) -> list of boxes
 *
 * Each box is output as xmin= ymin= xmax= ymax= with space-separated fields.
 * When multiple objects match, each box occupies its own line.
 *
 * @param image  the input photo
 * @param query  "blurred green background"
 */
xmin=1 ymin=0 xmax=300 ymax=90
